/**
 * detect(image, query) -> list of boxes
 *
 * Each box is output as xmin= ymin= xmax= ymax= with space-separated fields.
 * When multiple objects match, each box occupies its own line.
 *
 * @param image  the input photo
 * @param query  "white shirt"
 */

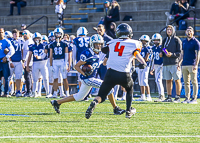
xmin=55 ymin=3 xmax=66 ymax=14
xmin=22 ymin=38 xmax=34 ymax=67
xmin=107 ymin=39 xmax=141 ymax=72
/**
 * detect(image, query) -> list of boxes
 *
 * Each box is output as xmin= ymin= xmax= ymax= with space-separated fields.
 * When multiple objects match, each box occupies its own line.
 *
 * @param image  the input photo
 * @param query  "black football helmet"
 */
xmin=115 ymin=23 xmax=133 ymax=39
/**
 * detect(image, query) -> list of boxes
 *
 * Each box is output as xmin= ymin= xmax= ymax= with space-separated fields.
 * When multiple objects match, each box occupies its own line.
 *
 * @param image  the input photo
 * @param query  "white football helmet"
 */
xmin=77 ymin=27 xmax=88 ymax=37
xmin=152 ymin=33 xmax=162 ymax=44
xmin=53 ymin=28 xmax=64 ymax=39
xmin=32 ymin=32 xmax=42 ymax=45
xmin=42 ymin=35 xmax=48 ymax=42
xmin=5 ymin=31 xmax=13 ymax=39
xmin=139 ymin=35 xmax=150 ymax=42
xmin=90 ymin=34 xmax=104 ymax=53
xmin=48 ymin=31 xmax=54 ymax=37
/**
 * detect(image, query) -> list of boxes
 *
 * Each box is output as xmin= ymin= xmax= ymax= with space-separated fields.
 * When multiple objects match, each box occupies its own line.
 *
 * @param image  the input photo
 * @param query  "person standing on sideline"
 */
xmin=159 ymin=25 xmax=182 ymax=103
xmin=22 ymin=30 xmax=34 ymax=97
xmin=179 ymin=26 xmax=200 ymax=104
xmin=0 ymin=28 xmax=15 ymax=97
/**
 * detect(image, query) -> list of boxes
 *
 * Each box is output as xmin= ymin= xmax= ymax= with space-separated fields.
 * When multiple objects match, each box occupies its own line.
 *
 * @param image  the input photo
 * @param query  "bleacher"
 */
xmin=0 ymin=0 xmax=199 ymax=40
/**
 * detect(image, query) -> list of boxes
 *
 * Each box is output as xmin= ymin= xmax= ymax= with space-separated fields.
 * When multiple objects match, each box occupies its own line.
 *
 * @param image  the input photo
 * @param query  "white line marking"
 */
xmin=0 ymin=136 xmax=200 ymax=138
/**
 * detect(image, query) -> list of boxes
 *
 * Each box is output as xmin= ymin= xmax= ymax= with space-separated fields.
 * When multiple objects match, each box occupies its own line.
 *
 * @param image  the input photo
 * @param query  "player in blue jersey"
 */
xmin=9 ymin=29 xmax=24 ymax=97
xmin=73 ymin=27 xmax=90 ymax=88
xmin=50 ymin=34 xmax=125 ymax=115
xmin=136 ymin=35 xmax=152 ymax=101
xmin=26 ymin=32 xmax=51 ymax=98
xmin=150 ymin=33 xmax=165 ymax=102
xmin=49 ymin=28 xmax=71 ymax=98
xmin=0 ymin=28 xmax=15 ymax=97
xmin=4 ymin=31 xmax=13 ymax=41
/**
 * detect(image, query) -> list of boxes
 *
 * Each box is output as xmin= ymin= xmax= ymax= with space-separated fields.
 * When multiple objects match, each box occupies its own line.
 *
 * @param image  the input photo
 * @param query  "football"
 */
xmin=82 ymin=65 xmax=93 ymax=73
xmin=4 ymin=48 xmax=9 ymax=55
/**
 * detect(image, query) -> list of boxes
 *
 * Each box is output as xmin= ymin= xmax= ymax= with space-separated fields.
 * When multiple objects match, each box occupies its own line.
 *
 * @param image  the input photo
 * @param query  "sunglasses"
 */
xmin=22 ymin=32 xmax=27 ymax=35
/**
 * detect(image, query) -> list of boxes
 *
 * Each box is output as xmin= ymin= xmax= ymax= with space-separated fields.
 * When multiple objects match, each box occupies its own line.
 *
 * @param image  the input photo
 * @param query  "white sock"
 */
xmin=66 ymin=90 xmax=69 ymax=96
xmin=59 ymin=85 xmax=64 ymax=94
xmin=53 ymin=91 xmax=57 ymax=96
xmin=147 ymin=94 xmax=151 ymax=97
xmin=43 ymin=80 xmax=49 ymax=95
xmin=49 ymin=85 xmax=53 ymax=94
xmin=33 ymin=81 xmax=38 ymax=93
xmin=37 ymin=82 xmax=42 ymax=94
xmin=141 ymin=94 xmax=145 ymax=98
xmin=122 ymin=92 xmax=126 ymax=98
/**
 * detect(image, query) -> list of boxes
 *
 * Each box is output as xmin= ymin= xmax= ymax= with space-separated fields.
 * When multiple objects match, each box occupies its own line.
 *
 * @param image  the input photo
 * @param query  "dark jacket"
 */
xmin=181 ymin=2 xmax=190 ymax=18
xmin=106 ymin=22 xmax=116 ymax=39
xmin=104 ymin=6 xmax=112 ymax=17
xmin=161 ymin=26 xmax=182 ymax=66
xmin=109 ymin=5 xmax=120 ymax=21
xmin=170 ymin=2 xmax=180 ymax=15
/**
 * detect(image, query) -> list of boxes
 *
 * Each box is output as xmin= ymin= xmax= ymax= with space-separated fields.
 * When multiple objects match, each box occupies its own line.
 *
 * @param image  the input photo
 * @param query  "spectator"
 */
xmin=159 ymin=25 xmax=182 ymax=103
xmin=22 ymin=30 xmax=34 ymax=97
xmin=165 ymin=0 xmax=180 ymax=26
xmin=8 ymin=0 xmax=27 ymax=16
xmin=106 ymin=22 xmax=116 ymax=39
xmin=188 ymin=0 xmax=197 ymax=7
xmin=55 ymin=0 xmax=66 ymax=28
xmin=50 ymin=0 xmax=54 ymax=5
xmin=104 ymin=0 xmax=120 ymax=31
xmin=21 ymin=24 xmax=26 ymax=31
xmin=63 ymin=33 xmax=70 ymax=42
xmin=180 ymin=0 xmax=190 ymax=19
xmin=179 ymin=26 xmax=200 ymax=104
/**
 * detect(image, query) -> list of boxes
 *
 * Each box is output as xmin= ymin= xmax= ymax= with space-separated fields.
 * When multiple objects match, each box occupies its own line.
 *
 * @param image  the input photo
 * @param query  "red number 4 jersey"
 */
xmin=107 ymin=39 xmax=141 ymax=72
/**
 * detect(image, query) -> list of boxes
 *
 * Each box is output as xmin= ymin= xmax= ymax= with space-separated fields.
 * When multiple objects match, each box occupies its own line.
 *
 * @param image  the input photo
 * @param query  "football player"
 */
xmin=0 ymin=28 xmax=15 ymax=97
xmin=150 ymin=33 xmax=165 ymax=102
xmin=73 ymin=27 xmax=90 ymax=88
xmin=49 ymin=28 xmax=71 ymax=98
xmin=50 ymin=34 xmax=125 ymax=115
xmin=85 ymin=23 xmax=147 ymax=119
xmin=9 ymin=29 xmax=24 ymax=97
xmin=4 ymin=31 xmax=13 ymax=41
xmin=135 ymin=35 xmax=152 ymax=102
xmin=26 ymin=32 xmax=51 ymax=98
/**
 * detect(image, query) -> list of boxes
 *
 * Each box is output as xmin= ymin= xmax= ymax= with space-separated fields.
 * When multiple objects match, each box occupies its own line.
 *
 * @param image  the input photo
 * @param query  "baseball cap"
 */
xmin=104 ymin=1 xmax=110 ymax=4
xmin=21 ymin=24 xmax=26 ymax=27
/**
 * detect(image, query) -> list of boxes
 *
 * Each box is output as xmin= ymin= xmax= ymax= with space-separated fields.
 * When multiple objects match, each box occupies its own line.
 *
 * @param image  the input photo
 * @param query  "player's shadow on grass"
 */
xmin=0 ymin=120 xmax=80 ymax=123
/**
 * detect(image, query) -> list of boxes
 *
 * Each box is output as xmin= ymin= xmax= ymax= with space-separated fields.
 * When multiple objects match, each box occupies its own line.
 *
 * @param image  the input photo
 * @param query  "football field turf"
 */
xmin=0 ymin=96 xmax=200 ymax=142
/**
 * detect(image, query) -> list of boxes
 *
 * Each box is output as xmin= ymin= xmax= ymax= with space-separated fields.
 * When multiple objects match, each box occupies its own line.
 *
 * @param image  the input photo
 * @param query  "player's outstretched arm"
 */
xmin=26 ymin=51 xmax=32 ymax=72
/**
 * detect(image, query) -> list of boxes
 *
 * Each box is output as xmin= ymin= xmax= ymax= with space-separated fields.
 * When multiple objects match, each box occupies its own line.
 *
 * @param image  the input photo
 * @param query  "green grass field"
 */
xmin=0 ymin=96 xmax=200 ymax=143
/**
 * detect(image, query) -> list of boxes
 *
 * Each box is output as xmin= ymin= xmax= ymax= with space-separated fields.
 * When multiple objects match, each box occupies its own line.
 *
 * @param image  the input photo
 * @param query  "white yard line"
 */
xmin=0 ymin=135 xmax=200 ymax=138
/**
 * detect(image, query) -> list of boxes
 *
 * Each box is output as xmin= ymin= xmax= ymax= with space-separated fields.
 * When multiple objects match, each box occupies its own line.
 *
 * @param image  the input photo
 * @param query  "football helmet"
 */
xmin=115 ymin=23 xmax=133 ymax=39
xmin=77 ymin=27 xmax=88 ymax=37
xmin=42 ymin=35 xmax=48 ymax=42
xmin=32 ymin=32 xmax=42 ymax=45
xmin=151 ymin=33 xmax=162 ymax=44
xmin=90 ymin=34 xmax=104 ymax=53
xmin=53 ymin=28 xmax=64 ymax=39
xmin=4 ymin=31 xmax=13 ymax=39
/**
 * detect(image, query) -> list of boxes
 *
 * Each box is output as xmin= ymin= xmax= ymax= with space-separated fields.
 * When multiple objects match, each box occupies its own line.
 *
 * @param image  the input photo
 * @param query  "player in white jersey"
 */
xmin=85 ymin=23 xmax=147 ymax=119
xmin=150 ymin=33 xmax=165 ymax=102
xmin=26 ymin=32 xmax=51 ymax=98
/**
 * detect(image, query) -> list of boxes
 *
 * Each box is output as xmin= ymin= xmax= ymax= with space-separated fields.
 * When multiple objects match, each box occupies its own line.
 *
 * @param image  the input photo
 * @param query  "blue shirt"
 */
xmin=0 ymin=39 xmax=14 ymax=59
xmin=80 ymin=48 xmax=99 ymax=80
xmin=182 ymin=37 xmax=200 ymax=66
xmin=62 ymin=40 xmax=72 ymax=52
xmin=29 ymin=43 xmax=47 ymax=62
xmin=73 ymin=36 xmax=90 ymax=61
xmin=10 ymin=38 xmax=24 ymax=62
xmin=45 ymin=41 xmax=54 ymax=58
xmin=152 ymin=45 xmax=163 ymax=65
xmin=50 ymin=41 xmax=67 ymax=60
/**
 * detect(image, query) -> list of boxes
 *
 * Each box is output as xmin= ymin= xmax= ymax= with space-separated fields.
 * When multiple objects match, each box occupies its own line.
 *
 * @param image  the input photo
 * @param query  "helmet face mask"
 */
xmin=90 ymin=34 xmax=104 ymax=54
xmin=53 ymin=28 xmax=64 ymax=40
xmin=151 ymin=33 xmax=162 ymax=46
xmin=33 ymin=32 xmax=42 ymax=46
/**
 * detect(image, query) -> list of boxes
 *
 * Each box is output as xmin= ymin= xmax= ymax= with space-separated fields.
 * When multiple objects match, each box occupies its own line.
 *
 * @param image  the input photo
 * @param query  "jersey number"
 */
xmin=54 ymin=47 xmax=62 ymax=55
xmin=114 ymin=42 xmax=125 ymax=56
xmin=33 ymin=49 xmax=44 ymax=56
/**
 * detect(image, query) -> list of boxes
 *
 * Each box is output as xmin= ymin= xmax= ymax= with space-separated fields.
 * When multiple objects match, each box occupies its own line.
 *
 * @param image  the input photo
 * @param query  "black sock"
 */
xmin=176 ymin=95 xmax=180 ymax=98
xmin=93 ymin=99 xmax=99 ymax=104
xmin=126 ymin=92 xmax=132 ymax=111
xmin=168 ymin=95 xmax=172 ymax=98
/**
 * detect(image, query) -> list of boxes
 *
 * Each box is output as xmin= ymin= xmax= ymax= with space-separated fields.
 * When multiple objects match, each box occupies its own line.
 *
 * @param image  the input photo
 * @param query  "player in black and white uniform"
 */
xmin=85 ymin=23 xmax=147 ymax=119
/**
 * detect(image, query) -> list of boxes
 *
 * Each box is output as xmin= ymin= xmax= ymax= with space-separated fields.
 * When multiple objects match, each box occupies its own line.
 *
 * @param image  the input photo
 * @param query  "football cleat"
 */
xmin=114 ymin=106 xmax=126 ymax=115
xmin=85 ymin=101 xmax=97 ymax=119
xmin=50 ymin=100 xmax=61 ymax=114
xmin=126 ymin=107 xmax=136 ymax=119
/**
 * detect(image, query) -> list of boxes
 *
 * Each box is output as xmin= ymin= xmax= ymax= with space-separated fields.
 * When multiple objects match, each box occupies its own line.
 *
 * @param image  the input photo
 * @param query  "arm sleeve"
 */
xmin=171 ymin=38 xmax=182 ymax=58
xmin=170 ymin=4 xmax=174 ymax=15
xmin=102 ymin=46 xmax=109 ymax=54
xmin=6 ymin=40 xmax=15 ymax=58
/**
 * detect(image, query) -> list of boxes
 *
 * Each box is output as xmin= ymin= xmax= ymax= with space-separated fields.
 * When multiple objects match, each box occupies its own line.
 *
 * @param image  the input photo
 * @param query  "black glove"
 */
xmin=138 ymin=64 xmax=147 ymax=69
